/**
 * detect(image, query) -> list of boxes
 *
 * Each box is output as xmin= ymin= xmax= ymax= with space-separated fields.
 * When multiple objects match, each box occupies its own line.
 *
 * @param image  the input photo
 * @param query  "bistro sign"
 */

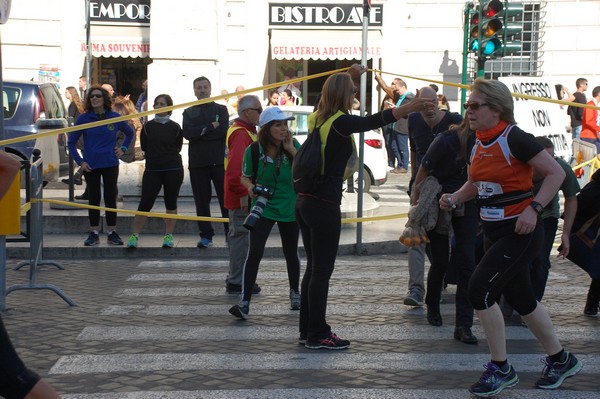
xmin=269 ymin=3 xmax=383 ymax=27
xmin=90 ymin=0 xmax=150 ymax=25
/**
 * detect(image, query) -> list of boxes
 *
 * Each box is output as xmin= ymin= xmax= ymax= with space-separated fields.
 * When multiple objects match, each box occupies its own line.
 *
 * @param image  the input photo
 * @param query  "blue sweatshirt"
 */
xmin=68 ymin=111 xmax=134 ymax=169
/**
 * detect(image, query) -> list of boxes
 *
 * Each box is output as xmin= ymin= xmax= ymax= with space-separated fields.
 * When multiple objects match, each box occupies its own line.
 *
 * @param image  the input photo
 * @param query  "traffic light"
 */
xmin=468 ymin=1 xmax=524 ymax=58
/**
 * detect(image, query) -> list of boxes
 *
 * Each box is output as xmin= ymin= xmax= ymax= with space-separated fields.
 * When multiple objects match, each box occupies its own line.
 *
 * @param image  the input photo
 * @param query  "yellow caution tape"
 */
xmin=34 ymin=198 xmax=408 ymax=224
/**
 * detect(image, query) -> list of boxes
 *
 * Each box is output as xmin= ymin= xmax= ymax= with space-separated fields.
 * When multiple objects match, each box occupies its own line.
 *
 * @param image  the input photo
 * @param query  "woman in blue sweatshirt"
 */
xmin=67 ymin=85 xmax=134 ymax=246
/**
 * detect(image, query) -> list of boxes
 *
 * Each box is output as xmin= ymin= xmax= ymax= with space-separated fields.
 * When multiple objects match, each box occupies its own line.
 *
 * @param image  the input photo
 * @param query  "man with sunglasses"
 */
xmin=223 ymin=95 xmax=263 ymax=294
xmin=183 ymin=76 xmax=230 ymax=248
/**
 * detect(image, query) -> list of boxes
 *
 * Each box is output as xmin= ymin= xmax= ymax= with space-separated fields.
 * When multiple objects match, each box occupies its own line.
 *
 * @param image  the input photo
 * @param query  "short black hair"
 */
xmin=592 ymin=86 xmax=600 ymax=98
xmin=193 ymin=76 xmax=211 ymax=88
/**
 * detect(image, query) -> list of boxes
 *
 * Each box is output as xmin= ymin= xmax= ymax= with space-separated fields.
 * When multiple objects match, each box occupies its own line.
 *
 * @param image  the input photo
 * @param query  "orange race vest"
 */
xmin=470 ymin=125 xmax=534 ymax=221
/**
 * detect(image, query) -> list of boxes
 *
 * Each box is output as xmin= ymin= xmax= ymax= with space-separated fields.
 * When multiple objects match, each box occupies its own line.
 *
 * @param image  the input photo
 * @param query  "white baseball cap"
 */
xmin=258 ymin=106 xmax=295 ymax=128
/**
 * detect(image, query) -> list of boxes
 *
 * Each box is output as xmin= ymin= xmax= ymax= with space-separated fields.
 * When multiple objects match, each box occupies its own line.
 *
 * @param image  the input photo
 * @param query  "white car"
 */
xmin=281 ymin=105 xmax=388 ymax=193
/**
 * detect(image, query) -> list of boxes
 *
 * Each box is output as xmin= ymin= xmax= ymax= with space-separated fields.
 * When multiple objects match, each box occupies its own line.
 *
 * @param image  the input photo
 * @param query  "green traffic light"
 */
xmin=482 ymin=38 xmax=501 ymax=55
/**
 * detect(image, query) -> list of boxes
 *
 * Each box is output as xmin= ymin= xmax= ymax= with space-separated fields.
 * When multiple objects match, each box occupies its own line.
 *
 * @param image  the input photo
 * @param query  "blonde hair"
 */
xmin=471 ymin=78 xmax=517 ymax=125
xmin=112 ymin=96 xmax=142 ymax=133
xmin=315 ymin=73 xmax=354 ymax=125
xmin=66 ymin=86 xmax=84 ymax=113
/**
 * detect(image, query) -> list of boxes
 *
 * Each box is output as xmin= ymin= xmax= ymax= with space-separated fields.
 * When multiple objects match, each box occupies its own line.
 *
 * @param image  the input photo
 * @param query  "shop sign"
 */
xmin=269 ymin=3 xmax=383 ymax=27
xmin=80 ymin=41 xmax=150 ymax=58
xmin=272 ymin=45 xmax=381 ymax=59
xmin=90 ymin=0 xmax=150 ymax=25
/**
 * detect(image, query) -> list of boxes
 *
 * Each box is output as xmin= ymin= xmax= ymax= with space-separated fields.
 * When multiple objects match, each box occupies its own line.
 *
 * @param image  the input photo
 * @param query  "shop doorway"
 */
xmin=93 ymin=57 xmax=151 ymax=102
xmin=306 ymin=59 xmax=374 ymax=112
xmin=272 ymin=59 xmax=374 ymax=112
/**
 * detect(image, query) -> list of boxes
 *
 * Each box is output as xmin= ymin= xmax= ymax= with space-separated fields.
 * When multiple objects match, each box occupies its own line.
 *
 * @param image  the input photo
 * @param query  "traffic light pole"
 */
xmin=476 ymin=3 xmax=486 ymax=78
xmin=461 ymin=2 xmax=475 ymax=114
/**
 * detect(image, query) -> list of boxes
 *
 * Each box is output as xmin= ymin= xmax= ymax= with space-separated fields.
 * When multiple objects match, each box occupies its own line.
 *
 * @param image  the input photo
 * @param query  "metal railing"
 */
xmin=1 ymin=150 xmax=76 ymax=312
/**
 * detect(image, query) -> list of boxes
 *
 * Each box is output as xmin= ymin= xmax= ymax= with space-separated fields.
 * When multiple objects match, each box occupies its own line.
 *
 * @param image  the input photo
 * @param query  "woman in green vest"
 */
xmin=296 ymin=72 xmax=431 ymax=349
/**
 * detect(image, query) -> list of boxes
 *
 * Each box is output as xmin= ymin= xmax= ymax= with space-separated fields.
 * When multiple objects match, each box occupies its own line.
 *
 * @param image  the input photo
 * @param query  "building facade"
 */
xmin=2 ymin=0 xmax=599 ymax=117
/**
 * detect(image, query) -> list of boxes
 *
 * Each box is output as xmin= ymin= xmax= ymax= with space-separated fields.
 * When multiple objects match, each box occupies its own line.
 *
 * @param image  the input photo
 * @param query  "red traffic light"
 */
xmin=484 ymin=0 xmax=503 ymax=18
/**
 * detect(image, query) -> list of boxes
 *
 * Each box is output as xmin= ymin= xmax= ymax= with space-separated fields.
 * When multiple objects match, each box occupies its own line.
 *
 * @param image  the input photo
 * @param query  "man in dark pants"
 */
xmin=531 ymin=137 xmax=579 ymax=301
xmin=183 ymin=76 xmax=229 ymax=248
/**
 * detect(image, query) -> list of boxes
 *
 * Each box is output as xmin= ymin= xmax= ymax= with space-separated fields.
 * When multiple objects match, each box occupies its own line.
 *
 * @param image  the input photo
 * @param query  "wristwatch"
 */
xmin=529 ymin=200 xmax=544 ymax=215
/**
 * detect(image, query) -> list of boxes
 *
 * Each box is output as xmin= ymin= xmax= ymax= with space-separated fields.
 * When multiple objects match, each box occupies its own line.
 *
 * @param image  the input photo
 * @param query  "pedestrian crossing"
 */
xmin=370 ymin=183 xmax=411 ymax=209
xmin=47 ymin=256 xmax=599 ymax=398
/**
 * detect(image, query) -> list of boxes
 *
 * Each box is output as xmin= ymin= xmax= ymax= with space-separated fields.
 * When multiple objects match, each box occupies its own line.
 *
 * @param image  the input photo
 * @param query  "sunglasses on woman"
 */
xmin=463 ymin=102 xmax=489 ymax=111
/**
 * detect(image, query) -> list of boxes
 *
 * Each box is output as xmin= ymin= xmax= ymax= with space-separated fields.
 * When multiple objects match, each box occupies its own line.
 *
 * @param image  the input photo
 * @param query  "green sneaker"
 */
xmin=162 ymin=234 xmax=174 ymax=248
xmin=127 ymin=234 xmax=138 ymax=248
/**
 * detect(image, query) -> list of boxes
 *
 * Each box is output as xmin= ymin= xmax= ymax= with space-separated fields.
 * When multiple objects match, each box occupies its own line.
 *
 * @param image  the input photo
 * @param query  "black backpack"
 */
xmin=292 ymin=126 xmax=323 ymax=193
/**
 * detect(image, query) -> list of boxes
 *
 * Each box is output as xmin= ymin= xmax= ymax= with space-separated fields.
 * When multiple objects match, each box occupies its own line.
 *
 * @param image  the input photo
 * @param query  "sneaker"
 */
xmin=197 ymin=237 xmax=213 ymax=248
xmin=584 ymin=294 xmax=599 ymax=316
xmin=229 ymin=301 xmax=249 ymax=320
xmin=127 ymin=234 xmax=138 ymax=248
xmin=536 ymin=352 xmax=582 ymax=390
xmin=162 ymin=234 xmax=174 ymax=248
xmin=290 ymin=289 xmax=301 ymax=310
xmin=75 ymin=192 xmax=88 ymax=200
xmin=298 ymin=332 xmax=307 ymax=345
xmin=305 ymin=332 xmax=350 ymax=350
xmin=403 ymin=289 xmax=424 ymax=307
xmin=226 ymin=282 xmax=261 ymax=295
xmin=469 ymin=362 xmax=519 ymax=397
xmin=107 ymin=231 xmax=124 ymax=245
xmin=84 ymin=232 xmax=99 ymax=246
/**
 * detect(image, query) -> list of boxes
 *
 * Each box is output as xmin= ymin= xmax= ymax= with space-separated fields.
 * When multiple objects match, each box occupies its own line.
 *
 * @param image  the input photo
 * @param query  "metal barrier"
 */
xmin=572 ymin=139 xmax=598 ymax=187
xmin=4 ymin=149 xmax=76 ymax=309
xmin=4 ymin=147 xmax=31 ymax=243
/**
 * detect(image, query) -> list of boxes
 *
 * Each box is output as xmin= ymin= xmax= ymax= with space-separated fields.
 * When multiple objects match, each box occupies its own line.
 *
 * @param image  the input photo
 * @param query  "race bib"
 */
xmin=477 ymin=181 xmax=505 ymax=220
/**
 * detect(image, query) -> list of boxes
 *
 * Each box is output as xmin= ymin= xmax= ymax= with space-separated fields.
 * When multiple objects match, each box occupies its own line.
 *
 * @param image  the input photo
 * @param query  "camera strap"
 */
xmin=257 ymin=144 xmax=283 ymax=193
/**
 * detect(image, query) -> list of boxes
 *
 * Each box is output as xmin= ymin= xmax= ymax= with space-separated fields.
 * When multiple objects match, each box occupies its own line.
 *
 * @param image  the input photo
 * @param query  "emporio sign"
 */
xmin=269 ymin=3 xmax=383 ymax=27
xmin=90 ymin=0 xmax=150 ymax=25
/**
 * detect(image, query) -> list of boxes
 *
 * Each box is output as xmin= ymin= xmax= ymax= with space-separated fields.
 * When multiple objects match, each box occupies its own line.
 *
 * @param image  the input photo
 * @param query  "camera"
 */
xmin=243 ymin=185 xmax=275 ymax=231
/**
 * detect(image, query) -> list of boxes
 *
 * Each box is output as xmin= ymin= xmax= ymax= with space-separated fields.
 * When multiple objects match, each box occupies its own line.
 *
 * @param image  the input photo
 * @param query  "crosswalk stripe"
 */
xmin=97 ymin=302 xmax=595 ymax=317
xmin=76 ymin=325 xmax=600 ymax=342
xmin=60 ymin=388 xmax=595 ymax=399
xmin=114 ymin=285 xmax=589 ymax=297
xmin=49 ymin=352 xmax=597 ymax=375
xmin=126 ymin=271 xmax=410 ymax=281
xmin=125 ymin=269 xmax=575 ymax=283
xmin=137 ymin=259 xmax=411 ymax=268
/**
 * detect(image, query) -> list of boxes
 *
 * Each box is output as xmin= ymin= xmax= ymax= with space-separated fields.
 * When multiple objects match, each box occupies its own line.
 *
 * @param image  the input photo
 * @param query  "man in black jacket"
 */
xmin=183 ymin=76 xmax=229 ymax=247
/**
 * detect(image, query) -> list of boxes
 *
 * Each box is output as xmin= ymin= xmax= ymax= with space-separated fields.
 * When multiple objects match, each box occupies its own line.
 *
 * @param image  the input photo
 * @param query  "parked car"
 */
xmin=2 ymin=80 xmax=69 ymax=179
xmin=281 ymin=105 xmax=388 ymax=193
xmin=229 ymin=105 xmax=388 ymax=192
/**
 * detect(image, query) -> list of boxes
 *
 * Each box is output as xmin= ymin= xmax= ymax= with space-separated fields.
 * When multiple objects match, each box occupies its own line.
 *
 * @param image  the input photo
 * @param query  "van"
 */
xmin=2 ymin=81 xmax=69 ymax=179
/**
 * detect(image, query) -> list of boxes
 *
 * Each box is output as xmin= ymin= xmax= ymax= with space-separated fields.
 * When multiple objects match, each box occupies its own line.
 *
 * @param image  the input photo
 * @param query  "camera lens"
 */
xmin=243 ymin=196 xmax=269 ymax=230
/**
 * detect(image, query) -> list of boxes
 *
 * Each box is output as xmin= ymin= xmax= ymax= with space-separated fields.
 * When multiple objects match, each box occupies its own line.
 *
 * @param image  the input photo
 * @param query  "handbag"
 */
xmin=566 ymin=213 xmax=600 ymax=279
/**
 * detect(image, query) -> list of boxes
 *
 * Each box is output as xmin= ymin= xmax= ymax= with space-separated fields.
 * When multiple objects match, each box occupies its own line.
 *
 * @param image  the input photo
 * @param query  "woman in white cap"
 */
xmin=229 ymin=107 xmax=302 ymax=319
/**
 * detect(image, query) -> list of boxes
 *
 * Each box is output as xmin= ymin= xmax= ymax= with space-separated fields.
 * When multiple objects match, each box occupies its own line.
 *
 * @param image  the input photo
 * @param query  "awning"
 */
xmin=270 ymin=29 xmax=382 ymax=61
xmin=81 ymin=26 xmax=150 ymax=58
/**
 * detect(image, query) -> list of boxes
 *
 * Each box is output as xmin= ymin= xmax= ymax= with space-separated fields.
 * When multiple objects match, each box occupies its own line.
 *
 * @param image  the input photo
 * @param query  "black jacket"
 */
xmin=182 ymin=101 xmax=229 ymax=168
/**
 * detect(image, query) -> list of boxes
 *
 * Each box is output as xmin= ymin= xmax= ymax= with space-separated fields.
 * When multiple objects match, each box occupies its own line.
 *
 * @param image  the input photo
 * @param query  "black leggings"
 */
xmin=468 ymin=218 xmax=542 ymax=316
xmin=241 ymin=217 xmax=300 ymax=302
xmin=84 ymin=165 xmax=119 ymax=227
xmin=0 ymin=317 xmax=40 ymax=399
xmin=296 ymin=196 xmax=341 ymax=340
xmin=137 ymin=169 xmax=184 ymax=212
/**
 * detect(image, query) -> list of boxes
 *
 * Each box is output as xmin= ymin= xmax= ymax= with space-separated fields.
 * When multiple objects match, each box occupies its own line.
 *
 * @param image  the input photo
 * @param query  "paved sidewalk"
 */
xmin=8 ymin=171 xmax=413 ymax=259
xmin=2 ymin=254 xmax=598 ymax=398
